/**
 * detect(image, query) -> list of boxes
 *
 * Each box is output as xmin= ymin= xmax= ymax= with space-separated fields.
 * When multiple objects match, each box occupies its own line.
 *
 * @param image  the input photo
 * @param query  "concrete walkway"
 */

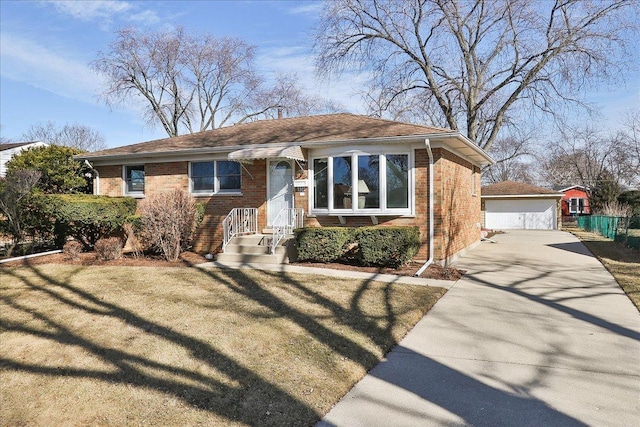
xmin=196 ymin=260 xmax=457 ymax=289
xmin=317 ymin=230 xmax=640 ymax=427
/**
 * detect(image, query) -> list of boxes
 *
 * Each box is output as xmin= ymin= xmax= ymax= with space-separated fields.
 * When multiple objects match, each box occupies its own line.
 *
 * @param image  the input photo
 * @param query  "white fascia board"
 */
xmin=559 ymin=185 xmax=589 ymax=192
xmin=481 ymin=194 xmax=563 ymax=199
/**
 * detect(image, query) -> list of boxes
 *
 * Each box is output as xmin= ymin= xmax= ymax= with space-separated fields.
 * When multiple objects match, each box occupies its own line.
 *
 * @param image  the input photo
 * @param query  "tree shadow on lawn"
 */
xmin=1 ymin=264 xmax=318 ymax=426
xmin=0 ymin=262 xmax=439 ymax=426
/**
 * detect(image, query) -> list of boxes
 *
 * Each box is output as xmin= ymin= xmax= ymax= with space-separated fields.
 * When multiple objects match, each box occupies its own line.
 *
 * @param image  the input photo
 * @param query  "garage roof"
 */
xmin=482 ymin=181 xmax=562 ymax=198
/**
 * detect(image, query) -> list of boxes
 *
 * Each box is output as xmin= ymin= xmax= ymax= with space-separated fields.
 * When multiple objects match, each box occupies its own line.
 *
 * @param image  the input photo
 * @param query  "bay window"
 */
xmin=311 ymin=152 xmax=411 ymax=215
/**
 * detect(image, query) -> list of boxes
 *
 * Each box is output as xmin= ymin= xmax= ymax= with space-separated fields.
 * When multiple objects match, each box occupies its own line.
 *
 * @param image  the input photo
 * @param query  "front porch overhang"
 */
xmin=228 ymin=145 xmax=305 ymax=163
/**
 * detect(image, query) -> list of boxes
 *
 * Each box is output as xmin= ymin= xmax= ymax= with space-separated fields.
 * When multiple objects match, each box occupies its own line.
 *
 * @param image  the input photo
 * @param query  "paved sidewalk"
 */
xmin=196 ymin=260 xmax=457 ymax=289
xmin=317 ymin=230 xmax=640 ymax=427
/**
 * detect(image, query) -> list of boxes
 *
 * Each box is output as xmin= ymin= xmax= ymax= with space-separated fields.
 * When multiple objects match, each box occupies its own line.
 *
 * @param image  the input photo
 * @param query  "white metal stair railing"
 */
xmin=222 ymin=208 xmax=258 ymax=253
xmin=270 ymin=208 xmax=304 ymax=255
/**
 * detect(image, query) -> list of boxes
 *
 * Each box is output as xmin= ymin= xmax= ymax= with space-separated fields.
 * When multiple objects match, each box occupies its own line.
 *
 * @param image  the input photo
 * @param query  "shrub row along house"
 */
xmin=76 ymin=114 xmax=494 ymax=265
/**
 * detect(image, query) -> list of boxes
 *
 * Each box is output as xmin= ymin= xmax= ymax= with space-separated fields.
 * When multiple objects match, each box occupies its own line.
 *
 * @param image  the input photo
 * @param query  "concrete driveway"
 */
xmin=318 ymin=230 xmax=640 ymax=427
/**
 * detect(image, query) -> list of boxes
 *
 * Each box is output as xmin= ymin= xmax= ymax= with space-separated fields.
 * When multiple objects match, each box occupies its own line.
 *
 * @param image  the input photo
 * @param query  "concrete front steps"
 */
xmin=216 ymin=234 xmax=294 ymax=264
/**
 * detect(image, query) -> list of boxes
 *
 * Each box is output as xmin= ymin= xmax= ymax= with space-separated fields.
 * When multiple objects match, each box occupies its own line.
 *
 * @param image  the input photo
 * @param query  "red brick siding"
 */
xmin=95 ymin=147 xmax=481 ymax=261
xmin=96 ymin=165 xmax=123 ymax=196
xmin=432 ymin=148 xmax=481 ymax=261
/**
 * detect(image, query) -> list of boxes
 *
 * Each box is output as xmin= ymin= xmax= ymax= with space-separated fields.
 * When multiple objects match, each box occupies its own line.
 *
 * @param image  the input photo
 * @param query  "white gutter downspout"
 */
xmin=415 ymin=139 xmax=434 ymax=277
xmin=84 ymin=160 xmax=99 ymax=195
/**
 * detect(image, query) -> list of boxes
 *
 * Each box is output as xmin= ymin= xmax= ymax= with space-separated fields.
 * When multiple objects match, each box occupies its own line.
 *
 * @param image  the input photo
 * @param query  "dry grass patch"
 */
xmin=567 ymin=227 xmax=640 ymax=311
xmin=0 ymin=264 xmax=445 ymax=426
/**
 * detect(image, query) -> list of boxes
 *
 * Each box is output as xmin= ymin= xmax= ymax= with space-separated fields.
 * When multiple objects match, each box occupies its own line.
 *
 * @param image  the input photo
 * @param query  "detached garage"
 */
xmin=482 ymin=181 xmax=563 ymax=230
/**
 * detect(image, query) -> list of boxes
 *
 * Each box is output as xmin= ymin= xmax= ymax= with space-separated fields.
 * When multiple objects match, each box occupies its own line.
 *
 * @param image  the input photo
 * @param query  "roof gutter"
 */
xmin=83 ymin=160 xmax=99 ymax=195
xmin=482 ymin=194 xmax=563 ymax=199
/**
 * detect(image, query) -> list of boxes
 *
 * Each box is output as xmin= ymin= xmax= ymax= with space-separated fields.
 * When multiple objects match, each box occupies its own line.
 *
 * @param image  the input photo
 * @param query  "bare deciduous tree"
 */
xmin=537 ymin=125 xmax=635 ymax=190
xmin=619 ymin=109 xmax=640 ymax=187
xmin=92 ymin=27 xmax=257 ymax=136
xmin=315 ymin=0 xmax=637 ymax=151
xmin=244 ymin=74 xmax=345 ymax=121
xmin=23 ymin=121 xmax=106 ymax=152
xmin=92 ymin=27 xmax=336 ymax=137
xmin=483 ymin=136 xmax=534 ymax=184
xmin=0 ymin=125 xmax=11 ymax=144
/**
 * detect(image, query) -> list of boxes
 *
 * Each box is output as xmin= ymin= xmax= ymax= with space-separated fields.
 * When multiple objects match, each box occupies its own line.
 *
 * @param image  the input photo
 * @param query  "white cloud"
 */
xmin=48 ymin=0 xmax=131 ymax=21
xmin=46 ymin=0 xmax=160 ymax=27
xmin=128 ymin=9 xmax=162 ymax=24
xmin=286 ymin=3 xmax=324 ymax=15
xmin=0 ymin=32 xmax=104 ymax=103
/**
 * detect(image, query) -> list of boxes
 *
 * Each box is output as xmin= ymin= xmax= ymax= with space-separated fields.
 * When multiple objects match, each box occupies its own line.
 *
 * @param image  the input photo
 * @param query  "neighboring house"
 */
xmin=481 ymin=181 xmax=563 ymax=230
xmin=553 ymin=185 xmax=591 ymax=217
xmin=76 ymin=114 xmax=494 ymax=264
xmin=0 ymin=141 xmax=48 ymax=177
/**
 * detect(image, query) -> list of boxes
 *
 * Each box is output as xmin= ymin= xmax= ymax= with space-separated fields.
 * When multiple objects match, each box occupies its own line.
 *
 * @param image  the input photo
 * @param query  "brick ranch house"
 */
xmin=76 ymin=114 xmax=494 ymax=265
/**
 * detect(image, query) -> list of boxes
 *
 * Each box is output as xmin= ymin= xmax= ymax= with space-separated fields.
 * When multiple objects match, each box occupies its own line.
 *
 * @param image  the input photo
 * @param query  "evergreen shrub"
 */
xmin=295 ymin=227 xmax=353 ymax=262
xmin=355 ymin=226 xmax=421 ymax=267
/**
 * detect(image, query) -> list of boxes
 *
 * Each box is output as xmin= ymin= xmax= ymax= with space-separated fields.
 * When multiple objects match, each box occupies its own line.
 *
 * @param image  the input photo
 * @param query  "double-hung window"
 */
xmin=569 ymin=197 xmax=586 ymax=214
xmin=312 ymin=152 xmax=411 ymax=215
xmin=124 ymin=165 xmax=145 ymax=196
xmin=190 ymin=161 xmax=241 ymax=194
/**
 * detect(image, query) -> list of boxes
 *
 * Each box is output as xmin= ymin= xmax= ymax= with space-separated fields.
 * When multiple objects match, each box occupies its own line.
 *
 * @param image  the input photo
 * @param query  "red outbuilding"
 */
xmin=555 ymin=185 xmax=591 ymax=217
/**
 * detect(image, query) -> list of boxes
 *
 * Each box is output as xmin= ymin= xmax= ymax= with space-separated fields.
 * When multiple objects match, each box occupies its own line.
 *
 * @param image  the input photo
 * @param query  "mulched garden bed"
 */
xmin=292 ymin=260 xmax=464 ymax=280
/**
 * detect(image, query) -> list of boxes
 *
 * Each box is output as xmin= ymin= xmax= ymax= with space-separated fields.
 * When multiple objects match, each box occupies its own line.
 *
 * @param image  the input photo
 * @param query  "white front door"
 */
xmin=268 ymin=160 xmax=294 ymax=226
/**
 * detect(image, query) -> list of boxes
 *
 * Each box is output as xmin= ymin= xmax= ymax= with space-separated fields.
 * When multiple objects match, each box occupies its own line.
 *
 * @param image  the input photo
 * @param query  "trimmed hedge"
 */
xmin=295 ymin=226 xmax=421 ymax=267
xmin=31 ymin=194 xmax=137 ymax=249
xmin=295 ymin=227 xmax=354 ymax=262
xmin=355 ymin=226 xmax=420 ymax=267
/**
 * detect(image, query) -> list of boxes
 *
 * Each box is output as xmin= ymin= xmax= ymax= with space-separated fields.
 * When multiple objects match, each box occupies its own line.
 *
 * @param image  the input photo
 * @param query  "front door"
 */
xmin=268 ymin=160 xmax=294 ymax=226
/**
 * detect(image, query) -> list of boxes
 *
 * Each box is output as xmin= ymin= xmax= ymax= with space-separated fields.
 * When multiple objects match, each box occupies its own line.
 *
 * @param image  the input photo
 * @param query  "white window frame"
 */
xmin=309 ymin=148 xmax=414 ymax=216
xmin=189 ymin=160 xmax=242 ymax=196
xmin=123 ymin=165 xmax=145 ymax=198
xmin=569 ymin=197 xmax=586 ymax=214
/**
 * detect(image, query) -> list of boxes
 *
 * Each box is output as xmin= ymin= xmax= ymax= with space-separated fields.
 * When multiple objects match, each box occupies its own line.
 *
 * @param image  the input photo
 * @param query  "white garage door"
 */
xmin=485 ymin=199 xmax=557 ymax=230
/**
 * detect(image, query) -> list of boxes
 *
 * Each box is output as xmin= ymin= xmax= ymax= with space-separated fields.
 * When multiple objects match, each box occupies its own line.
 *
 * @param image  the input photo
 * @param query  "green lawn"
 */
xmin=0 ymin=263 xmax=445 ymax=426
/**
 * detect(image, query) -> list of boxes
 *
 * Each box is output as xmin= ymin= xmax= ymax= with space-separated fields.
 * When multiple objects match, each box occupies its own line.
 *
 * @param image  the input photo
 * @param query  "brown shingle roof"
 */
xmin=482 ymin=180 xmax=561 ymax=196
xmin=0 ymin=141 xmax=42 ymax=151
xmin=79 ymin=114 xmax=452 ymax=159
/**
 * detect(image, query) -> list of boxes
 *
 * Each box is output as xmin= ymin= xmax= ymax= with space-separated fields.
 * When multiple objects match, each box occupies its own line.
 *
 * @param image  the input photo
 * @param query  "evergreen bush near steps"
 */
xmin=295 ymin=227 xmax=354 ymax=263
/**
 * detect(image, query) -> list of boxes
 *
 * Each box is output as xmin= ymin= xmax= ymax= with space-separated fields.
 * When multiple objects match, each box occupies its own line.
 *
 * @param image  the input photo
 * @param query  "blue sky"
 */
xmin=1 ymin=0 xmax=638 ymax=149
xmin=0 ymin=0 xmax=367 ymax=148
